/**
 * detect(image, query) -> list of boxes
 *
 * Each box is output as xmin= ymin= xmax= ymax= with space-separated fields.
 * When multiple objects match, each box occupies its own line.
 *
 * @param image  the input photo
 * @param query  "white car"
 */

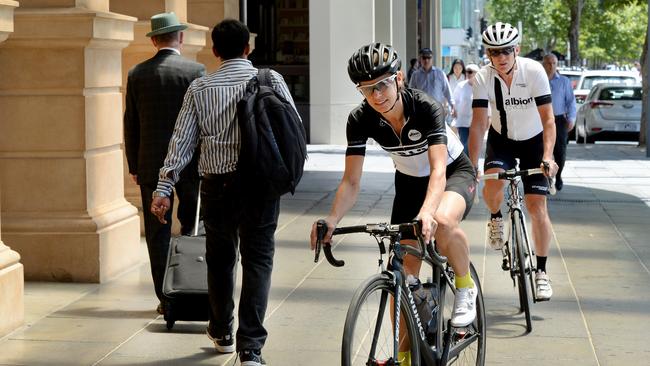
xmin=575 ymin=83 xmax=642 ymax=143
xmin=574 ymin=70 xmax=641 ymax=104
xmin=558 ymin=69 xmax=583 ymax=89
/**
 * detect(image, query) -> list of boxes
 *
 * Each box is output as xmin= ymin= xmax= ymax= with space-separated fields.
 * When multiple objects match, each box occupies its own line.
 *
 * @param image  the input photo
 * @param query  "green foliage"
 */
xmin=485 ymin=0 xmax=647 ymax=65
xmin=581 ymin=1 xmax=647 ymax=66
xmin=486 ymin=0 xmax=562 ymax=52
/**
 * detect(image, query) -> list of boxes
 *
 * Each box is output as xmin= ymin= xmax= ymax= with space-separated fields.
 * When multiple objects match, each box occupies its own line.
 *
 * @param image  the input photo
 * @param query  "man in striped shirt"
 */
xmin=151 ymin=19 xmax=298 ymax=366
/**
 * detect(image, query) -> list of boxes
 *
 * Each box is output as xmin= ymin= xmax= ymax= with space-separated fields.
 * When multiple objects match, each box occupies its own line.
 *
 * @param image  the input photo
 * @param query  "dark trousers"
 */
xmin=553 ymin=115 xmax=569 ymax=180
xmin=140 ymin=178 xmax=200 ymax=302
xmin=457 ymin=126 xmax=470 ymax=155
xmin=202 ymin=173 xmax=279 ymax=352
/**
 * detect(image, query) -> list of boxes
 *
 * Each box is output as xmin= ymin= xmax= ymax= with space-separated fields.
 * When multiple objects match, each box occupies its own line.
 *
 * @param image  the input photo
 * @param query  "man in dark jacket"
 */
xmin=123 ymin=12 xmax=205 ymax=314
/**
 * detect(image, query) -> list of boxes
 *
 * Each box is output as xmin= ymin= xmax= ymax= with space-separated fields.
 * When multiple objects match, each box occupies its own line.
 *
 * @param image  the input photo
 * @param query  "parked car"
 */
xmin=574 ymin=70 xmax=641 ymax=104
xmin=575 ymin=83 xmax=642 ymax=144
xmin=558 ymin=69 xmax=583 ymax=89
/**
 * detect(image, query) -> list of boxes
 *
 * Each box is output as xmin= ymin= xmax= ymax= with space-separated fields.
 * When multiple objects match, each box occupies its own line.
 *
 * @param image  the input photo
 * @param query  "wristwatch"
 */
xmin=152 ymin=191 xmax=168 ymax=199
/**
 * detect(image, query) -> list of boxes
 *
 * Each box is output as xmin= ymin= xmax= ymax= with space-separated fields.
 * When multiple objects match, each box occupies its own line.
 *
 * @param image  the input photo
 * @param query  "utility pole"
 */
xmin=646 ymin=0 xmax=650 ymax=156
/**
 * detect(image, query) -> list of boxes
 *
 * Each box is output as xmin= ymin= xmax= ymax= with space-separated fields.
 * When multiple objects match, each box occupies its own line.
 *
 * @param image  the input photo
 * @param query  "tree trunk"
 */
xmin=640 ymin=21 xmax=648 ymax=147
xmin=568 ymin=0 xmax=584 ymax=67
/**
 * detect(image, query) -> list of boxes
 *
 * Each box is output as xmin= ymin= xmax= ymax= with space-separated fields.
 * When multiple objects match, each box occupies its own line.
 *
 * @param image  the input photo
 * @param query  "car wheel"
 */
xmin=576 ymin=121 xmax=585 ymax=144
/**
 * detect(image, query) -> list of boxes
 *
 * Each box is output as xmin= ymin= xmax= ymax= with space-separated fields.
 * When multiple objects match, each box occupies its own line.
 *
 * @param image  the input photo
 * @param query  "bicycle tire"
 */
xmin=513 ymin=210 xmax=533 ymax=333
xmin=437 ymin=263 xmax=486 ymax=365
xmin=520 ymin=214 xmax=537 ymax=303
xmin=342 ymin=273 xmax=421 ymax=366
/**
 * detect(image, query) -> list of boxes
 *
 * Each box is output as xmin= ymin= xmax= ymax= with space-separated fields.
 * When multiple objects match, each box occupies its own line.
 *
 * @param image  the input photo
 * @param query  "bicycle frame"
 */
xmin=316 ymin=221 xmax=484 ymax=365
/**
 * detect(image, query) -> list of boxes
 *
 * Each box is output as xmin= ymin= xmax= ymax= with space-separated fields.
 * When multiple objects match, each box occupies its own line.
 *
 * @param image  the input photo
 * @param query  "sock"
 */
xmin=398 ymin=351 xmax=411 ymax=366
xmin=490 ymin=211 xmax=502 ymax=220
xmin=455 ymin=272 xmax=475 ymax=289
xmin=537 ymin=256 xmax=547 ymax=273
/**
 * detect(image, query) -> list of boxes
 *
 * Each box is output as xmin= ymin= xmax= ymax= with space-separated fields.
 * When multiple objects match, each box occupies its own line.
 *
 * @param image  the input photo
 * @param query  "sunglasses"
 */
xmin=356 ymin=74 xmax=397 ymax=97
xmin=487 ymin=46 xmax=515 ymax=57
xmin=466 ymin=70 xmax=475 ymax=75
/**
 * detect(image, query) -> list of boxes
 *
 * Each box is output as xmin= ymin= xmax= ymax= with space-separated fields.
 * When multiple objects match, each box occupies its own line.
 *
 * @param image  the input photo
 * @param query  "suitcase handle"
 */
xmin=192 ymin=181 xmax=202 ymax=237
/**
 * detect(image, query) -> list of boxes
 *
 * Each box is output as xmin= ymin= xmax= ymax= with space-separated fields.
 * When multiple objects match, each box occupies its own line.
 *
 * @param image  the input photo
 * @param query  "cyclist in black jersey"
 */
xmin=309 ymin=44 xmax=478 ymax=362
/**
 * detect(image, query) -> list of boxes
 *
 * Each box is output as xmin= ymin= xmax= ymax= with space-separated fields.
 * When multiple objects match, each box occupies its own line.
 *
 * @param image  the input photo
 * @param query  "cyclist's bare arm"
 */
xmin=538 ymin=103 xmax=559 ymax=177
xmin=310 ymin=154 xmax=364 ymax=250
xmin=468 ymin=106 xmax=490 ymax=168
xmin=417 ymin=143 xmax=447 ymax=243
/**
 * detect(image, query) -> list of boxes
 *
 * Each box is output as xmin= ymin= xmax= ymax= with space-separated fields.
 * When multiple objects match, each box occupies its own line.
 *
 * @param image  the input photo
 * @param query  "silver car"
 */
xmin=575 ymin=83 xmax=642 ymax=143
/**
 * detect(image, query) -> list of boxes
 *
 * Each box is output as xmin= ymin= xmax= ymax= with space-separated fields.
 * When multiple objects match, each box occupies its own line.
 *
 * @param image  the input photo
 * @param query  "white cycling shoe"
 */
xmin=487 ymin=217 xmax=505 ymax=250
xmin=451 ymin=287 xmax=478 ymax=327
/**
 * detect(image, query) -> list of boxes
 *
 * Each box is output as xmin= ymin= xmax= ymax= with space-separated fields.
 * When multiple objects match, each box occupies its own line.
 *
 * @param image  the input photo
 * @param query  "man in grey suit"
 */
xmin=123 ymin=12 xmax=205 ymax=314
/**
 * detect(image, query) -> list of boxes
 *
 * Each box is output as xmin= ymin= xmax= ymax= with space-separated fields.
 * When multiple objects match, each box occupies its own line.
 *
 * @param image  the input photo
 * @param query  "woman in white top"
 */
xmin=447 ymin=58 xmax=466 ymax=94
xmin=451 ymin=63 xmax=480 ymax=154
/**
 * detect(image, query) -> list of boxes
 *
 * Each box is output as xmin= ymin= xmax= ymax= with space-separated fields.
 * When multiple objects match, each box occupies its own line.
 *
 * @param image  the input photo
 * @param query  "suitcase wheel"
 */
xmin=166 ymin=319 xmax=175 ymax=330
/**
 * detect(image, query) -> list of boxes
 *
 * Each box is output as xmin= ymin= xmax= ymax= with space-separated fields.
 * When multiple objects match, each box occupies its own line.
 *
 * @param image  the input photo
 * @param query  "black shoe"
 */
xmin=206 ymin=329 xmax=235 ymax=353
xmin=555 ymin=177 xmax=563 ymax=191
xmin=239 ymin=349 xmax=266 ymax=365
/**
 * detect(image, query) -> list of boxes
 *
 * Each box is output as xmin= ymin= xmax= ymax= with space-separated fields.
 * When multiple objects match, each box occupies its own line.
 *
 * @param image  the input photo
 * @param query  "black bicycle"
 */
xmin=480 ymin=167 xmax=555 ymax=333
xmin=315 ymin=220 xmax=486 ymax=366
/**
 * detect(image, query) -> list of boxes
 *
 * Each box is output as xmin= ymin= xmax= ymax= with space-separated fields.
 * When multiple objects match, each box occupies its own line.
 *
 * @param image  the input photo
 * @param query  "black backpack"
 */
xmin=236 ymin=68 xmax=307 ymax=198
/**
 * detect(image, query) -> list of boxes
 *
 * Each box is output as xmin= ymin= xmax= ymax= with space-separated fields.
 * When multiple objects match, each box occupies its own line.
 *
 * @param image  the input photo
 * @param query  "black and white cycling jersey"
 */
xmin=346 ymin=88 xmax=465 ymax=177
xmin=471 ymin=56 xmax=552 ymax=141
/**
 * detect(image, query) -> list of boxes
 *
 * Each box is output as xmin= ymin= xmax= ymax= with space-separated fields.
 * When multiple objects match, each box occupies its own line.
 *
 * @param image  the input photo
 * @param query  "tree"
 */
xmin=566 ymin=0 xmax=586 ymax=66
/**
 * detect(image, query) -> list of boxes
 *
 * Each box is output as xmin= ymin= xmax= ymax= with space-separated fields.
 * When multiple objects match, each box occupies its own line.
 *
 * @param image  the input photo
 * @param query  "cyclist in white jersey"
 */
xmin=468 ymin=22 xmax=558 ymax=300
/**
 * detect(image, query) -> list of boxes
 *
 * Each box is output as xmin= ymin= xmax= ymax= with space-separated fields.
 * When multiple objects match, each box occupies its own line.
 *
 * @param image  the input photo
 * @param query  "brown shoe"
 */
xmin=156 ymin=302 xmax=165 ymax=315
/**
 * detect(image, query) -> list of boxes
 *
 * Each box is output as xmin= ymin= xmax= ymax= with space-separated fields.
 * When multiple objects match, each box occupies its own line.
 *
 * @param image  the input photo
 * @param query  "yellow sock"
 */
xmin=455 ymin=272 xmax=475 ymax=289
xmin=398 ymin=351 xmax=411 ymax=366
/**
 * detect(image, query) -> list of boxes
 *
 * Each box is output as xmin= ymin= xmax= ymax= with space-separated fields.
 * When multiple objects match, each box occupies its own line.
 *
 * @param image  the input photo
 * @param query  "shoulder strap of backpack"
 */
xmin=257 ymin=68 xmax=273 ymax=88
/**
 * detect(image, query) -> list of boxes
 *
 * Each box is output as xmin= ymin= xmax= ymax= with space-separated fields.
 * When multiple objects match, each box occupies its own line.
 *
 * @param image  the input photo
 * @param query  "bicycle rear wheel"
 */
xmin=342 ymin=273 xmax=421 ymax=366
xmin=512 ymin=210 xmax=533 ymax=333
xmin=438 ymin=263 xmax=486 ymax=365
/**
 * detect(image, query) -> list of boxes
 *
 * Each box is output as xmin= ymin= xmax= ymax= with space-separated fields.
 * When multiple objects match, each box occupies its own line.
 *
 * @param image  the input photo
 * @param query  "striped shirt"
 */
xmin=156 ymin=58 xmax=298 ymax=195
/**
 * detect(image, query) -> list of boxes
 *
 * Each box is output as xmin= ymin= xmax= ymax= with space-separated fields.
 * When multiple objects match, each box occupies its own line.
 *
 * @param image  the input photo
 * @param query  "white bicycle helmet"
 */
xmin=482 ymin=22 xmax=520 ymax=49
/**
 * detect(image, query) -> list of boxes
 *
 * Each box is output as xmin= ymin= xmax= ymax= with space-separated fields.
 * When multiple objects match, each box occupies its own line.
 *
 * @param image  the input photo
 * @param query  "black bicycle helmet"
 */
xmin=348 ymin=43 xmax=401 ymax=84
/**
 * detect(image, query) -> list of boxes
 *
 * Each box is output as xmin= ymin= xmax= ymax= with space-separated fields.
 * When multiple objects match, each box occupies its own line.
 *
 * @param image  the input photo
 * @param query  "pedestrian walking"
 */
xmin=447 ymin=58 xmax=466 ymax=94
xmin=123 ymin=11 xmax=204 ymax=315
xmin=542 ymin=53 xmax=576 ymax=191
xmin=451 ymin=63 xmax=480 ymax=154
xmin=150 ymin=18 xmax=299 ymax=366
xmin=409 ymin=47 xmax=456 ymax=122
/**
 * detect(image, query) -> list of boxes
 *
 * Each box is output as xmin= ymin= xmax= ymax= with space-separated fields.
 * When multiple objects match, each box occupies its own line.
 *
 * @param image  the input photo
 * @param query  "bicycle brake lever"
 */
xmin=314 ymin=220 xmax=326 ymax=263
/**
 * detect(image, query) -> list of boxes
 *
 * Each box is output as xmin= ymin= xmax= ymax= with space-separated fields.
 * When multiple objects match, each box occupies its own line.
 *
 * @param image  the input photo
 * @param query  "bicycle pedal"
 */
xmin=501 ymin=259 xmax=510 ymax=271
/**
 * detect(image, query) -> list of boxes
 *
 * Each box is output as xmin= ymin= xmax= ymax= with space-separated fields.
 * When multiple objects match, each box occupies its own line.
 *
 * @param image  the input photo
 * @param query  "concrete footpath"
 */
xmin=1 ymin=143 xmax=649 ymax=365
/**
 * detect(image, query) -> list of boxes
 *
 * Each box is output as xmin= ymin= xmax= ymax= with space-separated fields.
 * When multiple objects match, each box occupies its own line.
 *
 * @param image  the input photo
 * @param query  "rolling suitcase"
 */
xmin=161 ymin=187 xmax=210 ymax=330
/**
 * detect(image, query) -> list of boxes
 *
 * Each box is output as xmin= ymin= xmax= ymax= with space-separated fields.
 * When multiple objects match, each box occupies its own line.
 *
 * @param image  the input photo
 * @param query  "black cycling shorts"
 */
xmin=391 ymin=153 xmax=477 ymax=240
xmin=484 ymin=127 xmax=549 ymax=195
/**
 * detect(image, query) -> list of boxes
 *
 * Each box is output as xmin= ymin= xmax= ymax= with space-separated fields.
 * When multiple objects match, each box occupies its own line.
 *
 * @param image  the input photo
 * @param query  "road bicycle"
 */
xmin=480 ymin=167 xmax=554 ymax=333
xmin=315 ymin=220 xmax=486 ymax=365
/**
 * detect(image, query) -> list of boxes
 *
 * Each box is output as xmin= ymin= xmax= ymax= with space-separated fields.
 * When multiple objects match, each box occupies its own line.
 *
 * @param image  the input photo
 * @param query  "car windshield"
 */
xmin=583 ymin=76 xmax=637 ymax=90
xmin=599 ymin=87 xmax=642 ymax=101
xmin=561 ymin=74 xmax=581 ymax=89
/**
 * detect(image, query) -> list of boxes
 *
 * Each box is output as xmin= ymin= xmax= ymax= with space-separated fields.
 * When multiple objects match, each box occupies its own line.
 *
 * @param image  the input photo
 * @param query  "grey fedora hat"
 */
xmin=146 ymin=12 xmax=187 ymax=37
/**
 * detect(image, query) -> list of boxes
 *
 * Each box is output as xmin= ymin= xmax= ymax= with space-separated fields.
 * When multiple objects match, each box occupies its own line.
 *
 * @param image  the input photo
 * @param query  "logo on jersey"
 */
xmin=407 ymin=129 xmax=422 ymax=141
xmin=504 ymin=96 xmax=534 ymax=110
xmin=392 ymin=145 xmax=427 ymax=157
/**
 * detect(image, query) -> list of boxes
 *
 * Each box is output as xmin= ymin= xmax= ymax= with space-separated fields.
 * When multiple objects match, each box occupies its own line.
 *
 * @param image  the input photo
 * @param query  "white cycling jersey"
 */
xmin=472 ymin=56 xmax=551 ymax=141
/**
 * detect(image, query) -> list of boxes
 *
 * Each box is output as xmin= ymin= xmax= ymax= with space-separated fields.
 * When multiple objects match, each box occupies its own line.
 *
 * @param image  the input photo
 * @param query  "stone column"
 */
xmin=0 ymin=0 xmax=24 ymax=338
xmin=309 ymin=0 xmax=373 ymax=144
xmin=0 ymin=0 xmax=141 ymax=283
xmin=187 ymin=0 xmax=239 ymax=72
xmin=110 ymin=0 xmax=208 ymax=236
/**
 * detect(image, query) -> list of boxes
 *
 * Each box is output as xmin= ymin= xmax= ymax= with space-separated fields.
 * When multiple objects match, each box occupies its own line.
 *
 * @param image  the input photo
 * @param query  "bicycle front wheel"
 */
xmin=342 ymin=273 xmax=421 ymax=366
xmin=513 ymin=210 xmax=533 ymax=333
xmin=439 ymin=263 xmax=486 ymax=365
